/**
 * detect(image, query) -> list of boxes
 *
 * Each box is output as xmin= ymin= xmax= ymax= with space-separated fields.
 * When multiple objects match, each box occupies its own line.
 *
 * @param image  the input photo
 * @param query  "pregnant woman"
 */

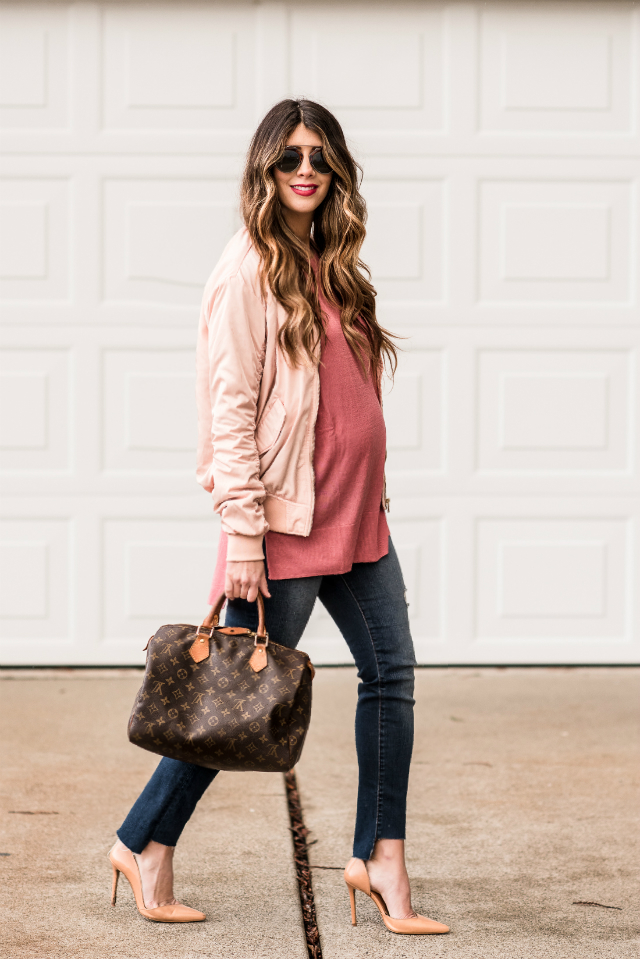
xmin=109 ymin=98 xmax=449 ymax=937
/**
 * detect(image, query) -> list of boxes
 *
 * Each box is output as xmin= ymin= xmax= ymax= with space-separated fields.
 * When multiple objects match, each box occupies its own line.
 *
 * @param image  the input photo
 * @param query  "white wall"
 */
xmin=0 ymin=1 xmax=638 ymax=665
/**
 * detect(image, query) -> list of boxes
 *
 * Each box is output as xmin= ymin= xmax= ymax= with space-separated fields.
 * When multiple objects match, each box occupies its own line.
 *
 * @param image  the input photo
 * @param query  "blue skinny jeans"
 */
xmin=117 ymin=535 xmax=416 ymax=861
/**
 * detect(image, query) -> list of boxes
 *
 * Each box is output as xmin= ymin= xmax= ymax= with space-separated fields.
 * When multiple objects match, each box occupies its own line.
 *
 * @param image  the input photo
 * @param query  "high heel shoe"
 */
xmin=109 ymin=843 xmax=206 ymax=923
xmin=344 ymin=858 xmax=449 ymax=935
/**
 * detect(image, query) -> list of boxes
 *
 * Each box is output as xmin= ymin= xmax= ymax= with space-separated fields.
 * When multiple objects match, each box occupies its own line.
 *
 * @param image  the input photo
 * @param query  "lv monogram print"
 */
xmin=127 ymin=624 xmax=314 ymax=772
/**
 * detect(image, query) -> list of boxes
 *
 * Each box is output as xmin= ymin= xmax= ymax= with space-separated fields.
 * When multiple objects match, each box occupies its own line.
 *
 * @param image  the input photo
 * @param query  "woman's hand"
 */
xmin=225 ymin=560 xmax=272 ymax=603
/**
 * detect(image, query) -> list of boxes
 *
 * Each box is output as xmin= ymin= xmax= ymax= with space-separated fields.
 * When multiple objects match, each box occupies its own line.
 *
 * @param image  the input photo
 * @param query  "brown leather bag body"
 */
xmin=127 ymin=592 xmax=314 ymax=772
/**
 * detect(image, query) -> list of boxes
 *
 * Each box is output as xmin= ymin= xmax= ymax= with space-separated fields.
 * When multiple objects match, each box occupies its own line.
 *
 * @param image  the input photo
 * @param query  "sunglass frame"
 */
xmin=274 ymin=147 xmax=332 ymax=175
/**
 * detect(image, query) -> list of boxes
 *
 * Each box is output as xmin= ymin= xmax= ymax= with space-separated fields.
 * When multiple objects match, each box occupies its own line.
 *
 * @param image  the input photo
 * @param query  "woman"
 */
xmin=109 ymin=98 xmax=449 ymax=937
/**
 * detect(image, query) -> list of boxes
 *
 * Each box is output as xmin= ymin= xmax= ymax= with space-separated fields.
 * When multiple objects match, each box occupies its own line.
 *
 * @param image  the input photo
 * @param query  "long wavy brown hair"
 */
xmin=240 ymin=98 xmax=402 ymax=393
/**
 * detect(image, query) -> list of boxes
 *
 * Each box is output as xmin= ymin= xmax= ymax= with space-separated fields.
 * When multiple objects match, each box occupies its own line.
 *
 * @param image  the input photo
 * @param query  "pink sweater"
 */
xmin=207 ymin=280 xmax=389 ymax=602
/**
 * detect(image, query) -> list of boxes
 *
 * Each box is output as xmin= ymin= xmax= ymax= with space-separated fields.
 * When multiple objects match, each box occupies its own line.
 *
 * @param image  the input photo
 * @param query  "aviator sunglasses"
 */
xmin=274 ymin=145 xmax=332 ymax=175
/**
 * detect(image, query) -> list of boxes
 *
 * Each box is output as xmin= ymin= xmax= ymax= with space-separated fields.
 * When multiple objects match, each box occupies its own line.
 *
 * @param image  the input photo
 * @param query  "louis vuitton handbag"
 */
xmin=127 ymin=591 xmax=314 ymax=772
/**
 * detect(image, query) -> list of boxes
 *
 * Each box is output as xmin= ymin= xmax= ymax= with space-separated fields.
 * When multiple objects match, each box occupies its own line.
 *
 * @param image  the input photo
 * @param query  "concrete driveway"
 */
xmin=1 ymin=666 xmax=638 ymax=958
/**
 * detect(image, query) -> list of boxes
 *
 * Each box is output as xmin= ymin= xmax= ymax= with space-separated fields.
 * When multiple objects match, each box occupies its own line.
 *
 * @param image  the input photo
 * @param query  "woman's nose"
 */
xmin=297 ymin=152 xmax=315 ymax=177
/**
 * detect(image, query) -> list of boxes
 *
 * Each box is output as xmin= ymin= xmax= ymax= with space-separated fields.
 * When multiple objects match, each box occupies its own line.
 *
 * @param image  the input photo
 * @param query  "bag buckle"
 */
xmin=249 ymin=631 xmax=269 ymax=672
xmin=196 ymin=624 xmax=214 ymax=645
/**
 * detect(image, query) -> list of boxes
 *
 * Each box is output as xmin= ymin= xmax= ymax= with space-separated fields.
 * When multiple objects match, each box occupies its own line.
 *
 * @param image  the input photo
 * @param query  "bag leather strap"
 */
xmin=189 ymin=592 xmax=268 ymax=665
xmin=202 ymin=591 xmax=267 ymax=638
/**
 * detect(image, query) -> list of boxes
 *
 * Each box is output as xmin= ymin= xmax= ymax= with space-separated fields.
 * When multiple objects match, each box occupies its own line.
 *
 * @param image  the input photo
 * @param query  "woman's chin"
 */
xmin=283 ymin=199 xmax=324 ymax=216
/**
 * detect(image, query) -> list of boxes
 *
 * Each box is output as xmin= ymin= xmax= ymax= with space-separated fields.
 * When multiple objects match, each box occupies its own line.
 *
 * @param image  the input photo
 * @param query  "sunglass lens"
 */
xmin=311 ymin=150 xmax=332 ymax=174
xmin=275 ymin=149 xmax=300 ymax=173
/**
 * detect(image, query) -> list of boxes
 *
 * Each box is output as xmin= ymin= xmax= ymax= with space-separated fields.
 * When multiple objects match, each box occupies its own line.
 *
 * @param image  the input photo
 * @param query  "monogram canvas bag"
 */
xmin=127 ymin=592 xmax=314 ymax=772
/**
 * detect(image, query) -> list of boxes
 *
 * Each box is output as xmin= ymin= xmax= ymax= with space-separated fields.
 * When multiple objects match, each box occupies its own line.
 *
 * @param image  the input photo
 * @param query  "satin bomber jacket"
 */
xmin=195 ymin=227 xmax=389 ymax=563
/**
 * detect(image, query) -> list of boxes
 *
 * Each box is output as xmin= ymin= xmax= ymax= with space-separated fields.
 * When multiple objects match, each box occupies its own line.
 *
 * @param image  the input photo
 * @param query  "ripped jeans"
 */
xmin=117 ymin=535 xmax=416 ymax=861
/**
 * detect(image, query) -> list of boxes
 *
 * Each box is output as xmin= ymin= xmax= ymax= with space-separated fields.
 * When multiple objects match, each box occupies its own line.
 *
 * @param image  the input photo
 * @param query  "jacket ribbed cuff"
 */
xmin=226 ymin=532 xmax=265 ymax=562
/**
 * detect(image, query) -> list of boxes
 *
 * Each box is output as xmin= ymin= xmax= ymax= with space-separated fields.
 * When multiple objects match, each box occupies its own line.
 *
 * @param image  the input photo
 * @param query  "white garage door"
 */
xmin=1 ymin=2 xmax=638 ymax=665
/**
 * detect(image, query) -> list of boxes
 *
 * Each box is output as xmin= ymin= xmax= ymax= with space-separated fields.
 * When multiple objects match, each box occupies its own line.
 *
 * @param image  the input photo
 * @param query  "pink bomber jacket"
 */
xmin=196 ymin=227 xmax=388 ymax=560
xmin=195 ymin=227 xmax=388 ymax=563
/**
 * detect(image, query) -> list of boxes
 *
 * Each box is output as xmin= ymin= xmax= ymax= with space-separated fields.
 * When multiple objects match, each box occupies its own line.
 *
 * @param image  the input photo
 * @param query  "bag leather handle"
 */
xmin=201 ymin=591 xmax=267 ymax=642
xmin=189 ymin=592 xmax=269 ymax=665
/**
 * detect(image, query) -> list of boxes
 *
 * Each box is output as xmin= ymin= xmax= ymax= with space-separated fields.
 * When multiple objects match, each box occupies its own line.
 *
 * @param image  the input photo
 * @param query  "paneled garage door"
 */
xmin=1 ymin=2 xmax=638 ymax=665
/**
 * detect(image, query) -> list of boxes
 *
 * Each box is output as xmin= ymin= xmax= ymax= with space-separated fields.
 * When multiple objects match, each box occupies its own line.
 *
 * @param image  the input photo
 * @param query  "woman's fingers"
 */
xmin=225 ymin=573 xmax=245 ymax=600
xmin=259 ymin=570 xmax=272 ymax=600
xmin=223 ymin=568 xmax=234 ymax=600
xmin=225 ymin=560 xmax=269 ymax=602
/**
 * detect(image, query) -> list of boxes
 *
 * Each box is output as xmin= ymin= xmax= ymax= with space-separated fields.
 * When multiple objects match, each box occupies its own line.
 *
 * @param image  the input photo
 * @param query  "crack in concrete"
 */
xmin=284 ymin=770 xmax=323 ymax=959
xmin=573 ymin=901 xmax=623 ymax=910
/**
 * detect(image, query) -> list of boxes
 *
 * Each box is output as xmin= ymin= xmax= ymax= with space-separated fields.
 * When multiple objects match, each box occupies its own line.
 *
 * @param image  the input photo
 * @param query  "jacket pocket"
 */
xmin=255 ymin=395 xmax=286 ymax=456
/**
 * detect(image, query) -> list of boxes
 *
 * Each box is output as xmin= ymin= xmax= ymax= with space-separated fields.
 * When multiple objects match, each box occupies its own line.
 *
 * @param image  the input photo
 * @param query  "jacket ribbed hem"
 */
xmin=264 ymin=494 xmax=310 ymax=537
xmin=226 ymin=532 xmax=265 ymax=562
xmin=224 ymin=497 xmax=313 ymax=562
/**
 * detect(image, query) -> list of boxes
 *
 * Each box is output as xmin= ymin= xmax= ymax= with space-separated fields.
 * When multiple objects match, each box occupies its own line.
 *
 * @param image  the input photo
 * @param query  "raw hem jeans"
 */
xmin=117 ymin=535 xmax=416 ymax=861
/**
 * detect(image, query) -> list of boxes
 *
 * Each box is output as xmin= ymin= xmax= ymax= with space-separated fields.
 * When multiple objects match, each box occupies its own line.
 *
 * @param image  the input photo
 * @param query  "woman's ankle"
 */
xmin=137 ymin=842 xmax=176 ymax=907
xmin=369 ymin=838 xmax=407 ymax=867
xmin=137 ymin=839 xmax=175 ymax=864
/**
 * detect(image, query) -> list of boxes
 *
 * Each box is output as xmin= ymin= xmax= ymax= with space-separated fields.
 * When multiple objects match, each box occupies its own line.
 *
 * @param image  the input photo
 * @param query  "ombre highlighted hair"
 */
xmin=240 ymin=98 xmax=402 ymax=390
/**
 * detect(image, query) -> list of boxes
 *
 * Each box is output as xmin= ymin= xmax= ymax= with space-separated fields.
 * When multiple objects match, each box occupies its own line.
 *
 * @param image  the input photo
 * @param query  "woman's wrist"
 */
xmin=225 ymin=531 xmax=265 ymax=563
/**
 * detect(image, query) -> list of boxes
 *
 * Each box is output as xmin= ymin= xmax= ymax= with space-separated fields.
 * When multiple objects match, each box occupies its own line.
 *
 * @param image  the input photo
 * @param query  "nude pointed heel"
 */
xmin=111 ymin=862 xmax=120 ymax=906
xmin=108 ymin=843 xmax=206 ymax=923
xmin=343 ymin=858 xmax=449 ymax=935
xmin=347 ymin=883 xmax=357 ymax=925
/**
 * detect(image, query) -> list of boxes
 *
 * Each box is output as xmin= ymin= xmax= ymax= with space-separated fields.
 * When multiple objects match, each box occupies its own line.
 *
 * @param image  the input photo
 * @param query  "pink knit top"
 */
xmin=207 ymin=276 xmax=389 ymax=602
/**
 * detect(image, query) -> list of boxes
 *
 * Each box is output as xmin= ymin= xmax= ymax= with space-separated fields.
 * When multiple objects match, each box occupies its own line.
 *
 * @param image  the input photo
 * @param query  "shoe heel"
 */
xmin=347 ymin=883 xmax=357 ymax=926
xmin=111 ymin=864 xmax=120 ymax=906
